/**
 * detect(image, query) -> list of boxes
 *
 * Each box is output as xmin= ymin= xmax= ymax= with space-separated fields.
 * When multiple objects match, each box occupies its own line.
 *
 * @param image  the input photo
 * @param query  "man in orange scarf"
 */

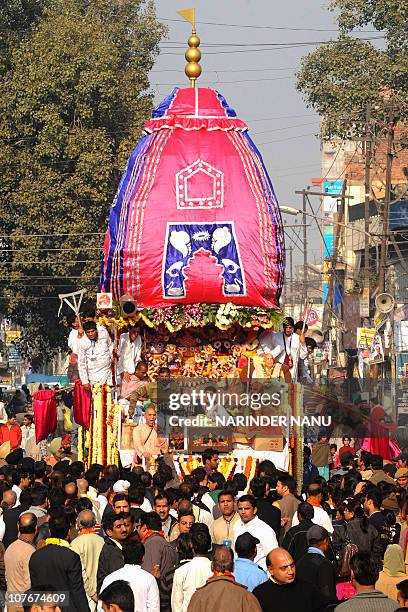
xmin=137 ymin=511 xmax=177 ymax=577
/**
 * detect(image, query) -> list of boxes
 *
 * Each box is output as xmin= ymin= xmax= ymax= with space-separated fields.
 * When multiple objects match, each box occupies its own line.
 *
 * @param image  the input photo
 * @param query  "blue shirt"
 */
xmin=307 ymin=546 xmax=325 ymax=557
xmin=233 ymin=557 xmax=267 ymax=592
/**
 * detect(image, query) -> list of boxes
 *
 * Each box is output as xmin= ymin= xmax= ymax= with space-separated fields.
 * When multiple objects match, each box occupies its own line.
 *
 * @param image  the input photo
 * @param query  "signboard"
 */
xmin=323 ymin=224 xmax=334 ymax=257
xmin=395 ymin=321 xmax=408 ymax=352
xmin=323 ymin=181 xmax=343 ymax=213
xmin=368 ymin=334 xmax=384 ymax=364
xmin=396 ymin=353 xmax=408 ymax=416
xmin=96 ymin=292 xmax=113 ymax=309
xmin=6 ymin=331 xmax=21 ymax=344
xmin=8 ymin=347 xmax=21 ymax=368
xmin=300 ymin=309 xmax=319 ymax=327
xmin=360 ymin=287 xmax=370 ymax=318
xmin=357 ymin=327 xmax=376 ymax=349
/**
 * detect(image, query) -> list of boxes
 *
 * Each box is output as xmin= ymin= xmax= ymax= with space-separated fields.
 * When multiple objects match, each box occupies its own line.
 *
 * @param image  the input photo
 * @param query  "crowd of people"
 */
xmin=0 ymin=433 xmax=404 ymax=612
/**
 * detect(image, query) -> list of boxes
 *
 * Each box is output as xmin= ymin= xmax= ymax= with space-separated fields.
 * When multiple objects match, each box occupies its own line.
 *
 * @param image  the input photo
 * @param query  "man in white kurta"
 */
xmin=78 ymin=321 xmax=113 ymax=389
xmin=258 ymin=317 xmax=307 ymax=382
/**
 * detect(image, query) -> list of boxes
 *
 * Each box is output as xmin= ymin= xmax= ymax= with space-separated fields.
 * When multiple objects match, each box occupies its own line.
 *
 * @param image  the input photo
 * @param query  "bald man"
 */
xmin=70 ymin=509 xmax=104 ymax=608
xmin=3 ymin=489 xmax=17 ymax=510
xmin=253 ymin=548 xmax=335 ymax=612
xmin=187 ymin=545 xmax=262 ymax=612
xmin=132 ymin=406 xmax=168 ymax=463
xmin=5 ymin=512 xmax=38 ymax=612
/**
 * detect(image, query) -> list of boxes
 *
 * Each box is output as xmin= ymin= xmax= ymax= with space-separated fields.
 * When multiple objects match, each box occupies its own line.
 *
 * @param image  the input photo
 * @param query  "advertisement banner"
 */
xmin=396 ymin=353 xmax=408 ymax=416
xmin=323 ymin=224 xmax=334 ymax=257
xmin=357 ymin=328 xmax=376 ymax=349
xmin=359 ymin=287 xmax=370 ymax=318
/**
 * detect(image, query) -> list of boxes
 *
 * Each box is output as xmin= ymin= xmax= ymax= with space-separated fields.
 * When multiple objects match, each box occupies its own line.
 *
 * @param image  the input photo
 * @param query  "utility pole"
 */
xmin=364 ymin=107 xmax=371 ymax=280
xmin=289 ymin=246 xmax=293 ymax=300
xmin=323 ymin=179 xmax=347 ymax=346
xmin=302 ymin=190 xmax=307 ymax=305
xmin=378 ymin=116 xmax=395 ymax=293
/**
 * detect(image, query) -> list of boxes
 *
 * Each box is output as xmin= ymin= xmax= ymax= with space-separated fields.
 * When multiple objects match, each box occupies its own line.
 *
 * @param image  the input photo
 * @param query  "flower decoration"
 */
xmin=98 ymin=303 xmax=283 ymax=332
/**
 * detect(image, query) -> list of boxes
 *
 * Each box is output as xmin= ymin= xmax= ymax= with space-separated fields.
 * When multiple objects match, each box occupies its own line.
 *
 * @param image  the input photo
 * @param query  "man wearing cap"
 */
xmin=295 ymin=525 xmax=337 ymax=600
xmin=258 ymin=317 xmax=307 ymax=382
xmin=233 ymin=533 xmax=267 ymax=592
xmin=396 ymin=468 xmax=408 ymax=491
xmin=78 ymin=321 xmax=113 ymax=390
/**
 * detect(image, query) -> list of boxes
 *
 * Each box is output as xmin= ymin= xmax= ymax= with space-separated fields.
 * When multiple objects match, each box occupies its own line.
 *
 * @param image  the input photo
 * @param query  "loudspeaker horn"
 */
xmin=375 ymin=292 xmax=395 ymax=314
xmin=120 ymin=294 xmax=138 ymax=318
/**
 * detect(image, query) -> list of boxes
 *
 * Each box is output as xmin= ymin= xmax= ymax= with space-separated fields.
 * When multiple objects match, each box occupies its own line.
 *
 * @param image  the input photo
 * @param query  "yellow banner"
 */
xmin=177 ymin=8 xmax=195 ymax=28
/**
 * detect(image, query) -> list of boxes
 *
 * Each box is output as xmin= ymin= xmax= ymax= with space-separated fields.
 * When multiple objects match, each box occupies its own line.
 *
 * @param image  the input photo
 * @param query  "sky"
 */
xmin=152 ymin=0 xmax=339 ymax=265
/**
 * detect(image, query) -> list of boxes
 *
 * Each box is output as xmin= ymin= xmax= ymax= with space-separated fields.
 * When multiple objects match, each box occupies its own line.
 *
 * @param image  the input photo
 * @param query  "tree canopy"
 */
xmin=296 ymin=0 xmax=408 ymax=138
xmin=0 ymin=0 xmax=165 ymax=367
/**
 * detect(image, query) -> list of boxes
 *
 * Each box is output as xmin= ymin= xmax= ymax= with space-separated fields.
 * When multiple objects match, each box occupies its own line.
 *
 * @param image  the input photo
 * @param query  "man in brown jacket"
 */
xmin=187 ymin=545 xmax=262 ymax=612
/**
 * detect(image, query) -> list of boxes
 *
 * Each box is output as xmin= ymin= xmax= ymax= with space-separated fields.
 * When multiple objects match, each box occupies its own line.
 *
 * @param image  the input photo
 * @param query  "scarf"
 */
xmin=212 ymin=571 xmax=234 ymax=579
xmin=307 ymin=497 xmax=322 ymax=509
xmin=44 ymin=538 xmax=71 ymax=548
xmin=141 ymin=529 xmax=164 ymax=543
xmin=78 ymin=527 xmax=99 ymax=536
xmin=383 ymin=544 xmax=407 ymax=577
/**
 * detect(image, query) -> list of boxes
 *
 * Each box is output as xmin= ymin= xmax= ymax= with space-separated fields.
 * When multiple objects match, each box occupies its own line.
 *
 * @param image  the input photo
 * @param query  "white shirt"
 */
xmin=118 ymin=333 xmax=142 ymax=375
xmin=192 ymin=504 xmax=213 ymax=528
xmin=171 ymin=556 xmax=212 ymax=612
xmin=95 ymin=494 xmax=109 ymax=515
xmin=99 ymin=564 xmax=159 ymax=612
xmin=201 ymin=491 xmax=216 ymax=515
xmin=291 ymin=504 xmax=334 ymax=534
xmin=258 ymin=330 xmax=307 ymax=381
xmin=78 ymin=333 xmax=113 ymax=385
xmin=68 ymin=328 xmax=81 ymax=355
xmin=233 ymin=516 xmax=278 ymax=571
xmin=12 ymin=484 xmax=21 ymax=504
xmin=21 ymin=423 xmax=36 ymax=450
xmin=0 ymin=402 xmax=7 ymax=424
xmin=141 ymin=498 xmax=153 ymax=513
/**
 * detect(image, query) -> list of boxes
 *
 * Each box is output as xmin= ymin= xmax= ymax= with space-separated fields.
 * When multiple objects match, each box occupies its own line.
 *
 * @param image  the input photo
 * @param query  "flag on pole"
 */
xmin=177 ymin=8 xmax=195 ymax=28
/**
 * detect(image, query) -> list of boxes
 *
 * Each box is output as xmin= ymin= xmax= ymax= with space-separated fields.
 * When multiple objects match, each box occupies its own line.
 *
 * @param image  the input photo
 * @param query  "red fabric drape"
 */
xmin=33 ymin=389 xmax=57 ymax=443
xmin=73 ymin=380 xmax=92 ymax=429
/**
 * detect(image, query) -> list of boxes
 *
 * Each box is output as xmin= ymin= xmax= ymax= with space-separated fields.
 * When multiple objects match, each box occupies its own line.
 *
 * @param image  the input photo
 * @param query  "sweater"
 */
xmin=281 ymin=520 xmax=314 ymax=562
xmin=335 ymin=589 xmax=399 ymax=611
xmin=311 ymin=440 xmax=332 ymax=467
xmin=296 ymin=551 xmax=337 ymax=600
xmin=253 ymin=577 xmax=332 ymax=612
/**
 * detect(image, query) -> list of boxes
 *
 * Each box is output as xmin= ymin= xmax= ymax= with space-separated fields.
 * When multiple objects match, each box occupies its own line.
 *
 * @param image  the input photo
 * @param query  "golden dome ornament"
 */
xmin=177 ymin=8 xmax=202 ymax=88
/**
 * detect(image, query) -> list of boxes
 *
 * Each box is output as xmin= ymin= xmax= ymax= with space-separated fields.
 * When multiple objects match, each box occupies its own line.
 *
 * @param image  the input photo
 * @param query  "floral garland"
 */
xmin=177 ymin=454 xmax=245 ymax=481
xmin=98 ymin=302 xmax=283 ymax=333
xmin=106 ymin=402 xmax=119 ymax=465
xmin=77 ymin=392 xmax=119 ymax=467
xmin=77 ymin=425 xmax=83 ymax=462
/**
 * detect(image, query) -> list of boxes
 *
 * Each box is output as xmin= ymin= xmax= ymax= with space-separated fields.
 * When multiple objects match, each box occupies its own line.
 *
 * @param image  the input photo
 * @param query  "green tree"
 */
xmin=0 ymin=0 xmax=165 ymax=367
xmin=296 ymin=1 xmax=408 ymax=138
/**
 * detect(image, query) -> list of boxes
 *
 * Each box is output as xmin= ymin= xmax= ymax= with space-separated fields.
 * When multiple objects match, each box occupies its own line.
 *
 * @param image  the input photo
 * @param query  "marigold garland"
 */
xmin=176 ymin=453 xmax=252 ymax=480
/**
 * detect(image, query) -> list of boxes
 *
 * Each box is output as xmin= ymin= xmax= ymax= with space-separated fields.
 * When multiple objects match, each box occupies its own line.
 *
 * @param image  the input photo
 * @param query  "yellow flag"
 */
xmin=177 ymin=8 xmax=195 ymax=28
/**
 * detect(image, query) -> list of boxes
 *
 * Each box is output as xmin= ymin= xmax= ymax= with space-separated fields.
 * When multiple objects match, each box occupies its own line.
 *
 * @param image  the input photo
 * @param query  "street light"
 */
xmin=280 ymin=205 xmax=373 ymax=239
xmin=280 ymin=205 xmax=301 ymax=216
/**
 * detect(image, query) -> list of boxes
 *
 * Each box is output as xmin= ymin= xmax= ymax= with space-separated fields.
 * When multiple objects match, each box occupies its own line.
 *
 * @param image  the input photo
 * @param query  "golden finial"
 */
xmin=177 ymin=8 xmax=201 ymax=88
